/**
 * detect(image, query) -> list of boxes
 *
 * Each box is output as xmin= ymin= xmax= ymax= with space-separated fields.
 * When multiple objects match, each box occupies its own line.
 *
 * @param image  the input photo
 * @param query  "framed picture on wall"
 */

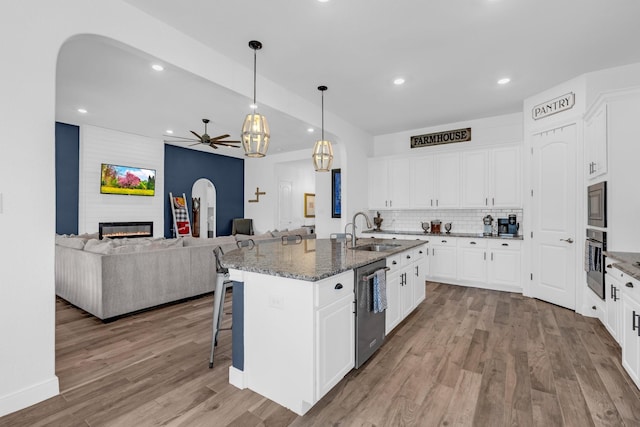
xmin=304 ymin=193 xmax=315 ymax=218
xmin=331 ymin=168 xmax=341 ymax=218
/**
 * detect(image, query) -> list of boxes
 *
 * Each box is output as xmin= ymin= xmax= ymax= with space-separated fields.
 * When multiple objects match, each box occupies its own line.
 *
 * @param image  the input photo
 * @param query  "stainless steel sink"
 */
xmin=352 ymin=243 xmax=401 ymax=252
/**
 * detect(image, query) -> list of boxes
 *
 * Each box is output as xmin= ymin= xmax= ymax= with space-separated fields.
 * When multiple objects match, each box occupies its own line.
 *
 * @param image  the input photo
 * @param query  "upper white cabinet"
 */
xmin=461 ymin=146 xmax=521 ymax=208
xmin=585 ymin=104 xmax=608 ymax=179
xmin=370 ymin=144 xmax=520 ymax=210
xmin=434 ymin=152 xmax=460 ymax=208
xmin=368 ymin=158 xmax=411 ymax=209
xmin=411 ymin=156 xmax=436 ymax=209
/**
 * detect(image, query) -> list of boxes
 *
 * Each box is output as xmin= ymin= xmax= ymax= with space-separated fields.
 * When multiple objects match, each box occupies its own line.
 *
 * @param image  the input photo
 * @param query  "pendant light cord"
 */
xmin=321 ymin=90 xmax=325 ymax=141
xmin=253 ymin=49 xmax=257 ymax=107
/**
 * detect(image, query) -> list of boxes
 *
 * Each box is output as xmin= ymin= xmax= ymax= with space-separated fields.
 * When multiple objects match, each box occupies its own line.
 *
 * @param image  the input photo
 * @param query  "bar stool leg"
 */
xmin=209 ymin=272 xmax=229 ymax=368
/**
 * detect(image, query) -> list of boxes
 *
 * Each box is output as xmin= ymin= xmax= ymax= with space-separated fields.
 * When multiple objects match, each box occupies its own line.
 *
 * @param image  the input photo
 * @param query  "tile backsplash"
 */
xmin=368 ymin=208 xmax=524 ymax=235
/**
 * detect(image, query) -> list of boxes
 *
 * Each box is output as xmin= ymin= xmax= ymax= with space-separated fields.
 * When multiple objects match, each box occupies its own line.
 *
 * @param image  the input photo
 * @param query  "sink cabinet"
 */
xmin=385 ymin=245 xmax=427 ymax=334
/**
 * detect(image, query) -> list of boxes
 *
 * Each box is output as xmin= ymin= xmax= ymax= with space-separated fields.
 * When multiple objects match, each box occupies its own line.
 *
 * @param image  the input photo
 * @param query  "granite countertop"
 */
xmin=605 ymin=251 xmax=640 ymax=281
xmin=220 ymin=238 xmax=425 ymax=281
xmin=363 ymin=230 xmax=524 ymax=240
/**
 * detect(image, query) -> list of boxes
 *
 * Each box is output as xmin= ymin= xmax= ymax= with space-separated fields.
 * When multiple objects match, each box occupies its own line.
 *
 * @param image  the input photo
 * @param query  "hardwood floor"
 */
xmin=3 ymin=282 xmax=640 ymax=426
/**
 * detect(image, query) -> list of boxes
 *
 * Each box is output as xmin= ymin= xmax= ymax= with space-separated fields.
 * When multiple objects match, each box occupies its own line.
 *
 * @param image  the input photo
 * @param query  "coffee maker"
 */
xmin=507 ymin=214 xmax=519 ymax=236
xmin=497 ymin=218 xmax=509 ymax=235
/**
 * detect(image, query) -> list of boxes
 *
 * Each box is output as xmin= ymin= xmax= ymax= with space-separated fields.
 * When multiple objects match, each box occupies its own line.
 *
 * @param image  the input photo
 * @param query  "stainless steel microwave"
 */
xmin=588 ymin=181 xmax=607 ymax=228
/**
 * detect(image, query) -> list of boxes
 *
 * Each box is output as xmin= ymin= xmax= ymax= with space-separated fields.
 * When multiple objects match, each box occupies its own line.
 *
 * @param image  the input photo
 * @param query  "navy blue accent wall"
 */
xmin=55 ymin=122 xmax=80 ymax=235
xmin=164 ymin=144 xmax=244 ymax=237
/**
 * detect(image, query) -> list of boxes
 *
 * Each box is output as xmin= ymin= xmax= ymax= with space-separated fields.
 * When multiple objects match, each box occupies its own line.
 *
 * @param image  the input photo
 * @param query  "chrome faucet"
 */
xmin=350 ymin=212 xmax=373 ymax=247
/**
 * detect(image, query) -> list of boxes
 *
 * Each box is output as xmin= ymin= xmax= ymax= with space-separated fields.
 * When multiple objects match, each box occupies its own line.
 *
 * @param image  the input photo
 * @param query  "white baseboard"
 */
xmin=0 ymin=376 xmax=59 ymax=417
xmin=228 ymin=366 xmax=246 ymax=390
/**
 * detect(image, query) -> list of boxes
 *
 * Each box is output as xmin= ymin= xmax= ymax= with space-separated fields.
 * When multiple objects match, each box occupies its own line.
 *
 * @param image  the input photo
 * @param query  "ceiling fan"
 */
xmin=164 ymin=118 xmax=241 ymax=149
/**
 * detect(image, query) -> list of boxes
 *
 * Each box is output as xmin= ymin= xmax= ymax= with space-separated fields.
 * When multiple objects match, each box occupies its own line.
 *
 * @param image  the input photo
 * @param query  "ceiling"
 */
xmin=57 ymin=0 xmax=640 ymax=156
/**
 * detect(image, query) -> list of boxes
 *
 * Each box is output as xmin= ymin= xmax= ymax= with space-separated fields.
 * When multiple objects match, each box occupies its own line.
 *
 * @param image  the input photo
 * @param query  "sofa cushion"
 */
xmin=84 ymin=239 xmax=115 ymax=254
xmin=55 ymin=234 xmax=87 ymax=250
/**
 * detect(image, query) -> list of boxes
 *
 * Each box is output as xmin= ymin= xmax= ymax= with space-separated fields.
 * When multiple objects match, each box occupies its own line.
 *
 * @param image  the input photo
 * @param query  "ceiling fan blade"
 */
xmin=208 ymin=143 xmax=219 ymax=149
xmin=163 ymin=135 xmax=198 ymax=141
xmin=190 ymin=130 xmax=203 ymax=140
xmin=213 ymin=142 xmax=241 ymax=148
xmin=210 ymin=134 xmax=231 ymax=141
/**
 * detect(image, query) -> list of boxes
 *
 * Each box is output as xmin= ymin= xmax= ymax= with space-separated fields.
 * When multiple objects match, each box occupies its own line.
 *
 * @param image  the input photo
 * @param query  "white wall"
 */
xmin=79 ymin=125 xmax=164 ymax=236
xmin=373 ymin=112 xmax=524 ymax=157
xmin=0 ymin=0 xmax=372 ymax=416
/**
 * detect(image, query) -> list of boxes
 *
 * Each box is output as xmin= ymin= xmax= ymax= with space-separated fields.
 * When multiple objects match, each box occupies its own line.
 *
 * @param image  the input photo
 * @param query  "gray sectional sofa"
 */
xmin=55 ymin=228 xmax=312 ymax=320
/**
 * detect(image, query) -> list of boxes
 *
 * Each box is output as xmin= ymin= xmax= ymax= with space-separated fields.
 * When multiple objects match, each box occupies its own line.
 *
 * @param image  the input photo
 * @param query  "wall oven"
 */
xmin=585 ymin=229 xmax=606 ymax=299
xmin=588 ymin=181 xmax=607 ymax=228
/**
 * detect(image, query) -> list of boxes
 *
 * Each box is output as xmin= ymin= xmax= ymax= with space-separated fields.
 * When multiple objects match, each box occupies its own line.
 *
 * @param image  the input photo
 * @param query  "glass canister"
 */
xmin=430 ymin=220 xmax=442 ymax=234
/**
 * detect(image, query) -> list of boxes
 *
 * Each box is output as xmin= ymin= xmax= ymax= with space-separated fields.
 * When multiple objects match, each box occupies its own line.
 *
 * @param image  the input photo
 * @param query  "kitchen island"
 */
xmin=220 ymin=237 xmax=425 ymax=415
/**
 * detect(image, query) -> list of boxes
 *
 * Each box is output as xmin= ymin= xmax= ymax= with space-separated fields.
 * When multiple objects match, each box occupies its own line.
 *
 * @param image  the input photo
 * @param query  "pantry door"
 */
xmin=530 ymin=124 xmax=577 ymax=310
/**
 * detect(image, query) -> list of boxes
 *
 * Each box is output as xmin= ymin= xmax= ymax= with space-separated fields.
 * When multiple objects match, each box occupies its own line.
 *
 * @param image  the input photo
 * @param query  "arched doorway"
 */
xmin=192 ymin=178 xmax=217 ymax=238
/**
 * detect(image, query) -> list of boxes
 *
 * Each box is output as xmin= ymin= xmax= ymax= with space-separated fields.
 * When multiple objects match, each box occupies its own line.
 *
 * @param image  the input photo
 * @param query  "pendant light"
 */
xmin=241 ymin=40 xmax=270 ymax=157
xmin=312 ymin=85 xmax=334 ymax=171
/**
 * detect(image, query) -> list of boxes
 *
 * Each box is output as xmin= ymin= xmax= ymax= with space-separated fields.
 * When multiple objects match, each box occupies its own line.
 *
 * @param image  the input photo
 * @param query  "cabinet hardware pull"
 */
xmin=407 ymin=255 xmax=411 ymax=259
xmin=419 ymin=250 xmax=423 ymax=254
xmin=492 ymin=197 xmax=495 ymax=205
xmin=484 ymin=252 xmax=486 ymax=260
xmin=607 ymin=264 xmax=612 ymax=268
xmin=626 ymin=282 xmax=634 ymax=288
xmin=491 ymin=253 xmax=494 ymax=261
xmin=442 ymin=240 xmax=447 ymax=243
xmin=502 ymin=243 xmax=508 ymax=246
xmin=335 ymin=283 xmax=343 ymax=290
xmin=560 ymin=237 xmax=574 ymax=244
xmin=416 ymin=266 xmax=419 ymax=276
xmin=485 ymin=198 xmax=488 ymax=206
xmin=392 ymin=260 xmax=397 ymax=265
xmin=470 ymin=241 xmax=476 ymax=245
xmin=634 ymin=311 xmax=638 ymax=332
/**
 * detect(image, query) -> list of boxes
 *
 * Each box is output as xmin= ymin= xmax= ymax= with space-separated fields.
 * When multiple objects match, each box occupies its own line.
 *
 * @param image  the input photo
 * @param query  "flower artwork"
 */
xmin=100 ymin=164 xmax=156 ymax=196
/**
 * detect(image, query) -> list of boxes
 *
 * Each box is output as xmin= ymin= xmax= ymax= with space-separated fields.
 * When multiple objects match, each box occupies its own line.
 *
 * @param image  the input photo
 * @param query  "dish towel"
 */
xmin=372 ymin=269 xmax=387 ymax=313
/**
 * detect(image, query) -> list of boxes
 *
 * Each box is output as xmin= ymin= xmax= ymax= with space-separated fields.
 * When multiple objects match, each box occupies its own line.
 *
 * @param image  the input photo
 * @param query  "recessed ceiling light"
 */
xmin=307 ymin=128 xmax=314 ymax=133
xmin=318 ymin=0 xmax=330 ymax=3
xmin=151 ymin=64 xmax=164 ymax=71
xmin=77 ymin=108 xmax=87 ymax=114
xmin=393 ymin=77 xmax=405 ymax=85
xmin=497 ymin=77 xmax=511 ymax=85
xmin=165 ymin=129 xmax=174 ymax=134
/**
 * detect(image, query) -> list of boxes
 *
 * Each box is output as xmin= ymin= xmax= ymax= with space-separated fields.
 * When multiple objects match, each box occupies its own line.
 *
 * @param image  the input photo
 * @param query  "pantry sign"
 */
xmin=410 ymin=127 xmax=471 ymax=148
xmin=532 ymin=92 xmax=575 ymax=120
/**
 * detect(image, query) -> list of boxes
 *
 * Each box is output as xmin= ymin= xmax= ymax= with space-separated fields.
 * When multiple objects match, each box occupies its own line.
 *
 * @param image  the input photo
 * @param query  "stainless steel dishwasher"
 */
xmin=354 ymin=259 xmax=387 ymax=368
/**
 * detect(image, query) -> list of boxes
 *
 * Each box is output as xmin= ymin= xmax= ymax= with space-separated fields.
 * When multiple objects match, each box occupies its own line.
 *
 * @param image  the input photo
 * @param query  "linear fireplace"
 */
xmin=99 ymin=221 xmax=154 ymax=239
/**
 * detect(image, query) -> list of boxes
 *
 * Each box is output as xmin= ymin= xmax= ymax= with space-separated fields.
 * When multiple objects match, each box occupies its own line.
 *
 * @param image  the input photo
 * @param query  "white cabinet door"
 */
xmin=487 ymin=240 xmax=521 ymax=288
xmin=389 ymin=158 xmax=412 ymax=209
xmin=400 ymin=268 xmax=414 ymax=318
xmin=368 ymin=158 xmax=389 ymax=209
xmin=414 ymin=246 xmax=428 ymax=304
xmin=316 ymin=293 xmax=355 ymax=398
xmin=605 ymin=272 xmax=622 ymax=344
xmin=385 ymin=269 xmax=402 ymax=334
xmin=434 ymin=153 xmax=460 ymax=208
xmin=431 ymin=238 xmax=457 ymax=280
xmin=457 ymin=239 xmax=488 ymax=283
xmin=622 ymin=291 xmax=640 ymax=388
xmin=585 ymin=104 xmax=608 ymax=179
xmin=461 ymin=150 xmax=489 ymax=208
xmin=411 ymin=156 xmax=435 ymax=209
xmin=491 ymin=146 xmax=522 ymax=208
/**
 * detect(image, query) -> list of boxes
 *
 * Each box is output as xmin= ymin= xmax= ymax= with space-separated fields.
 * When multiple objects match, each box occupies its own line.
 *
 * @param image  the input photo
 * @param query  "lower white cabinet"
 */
xmin=620 ymin=271 xmax=640 ymax=389
xmin=431 ymin=237 xmax=457 ymax=281
xmin=385 ymin=245 xmax=427 ymax=334
xmin=457 ymin=238 xmax=488 ymax=283
xmin=487 ymin=240 xmax=521 ymax=288
xmin=316 ymin=292 xmax=355 ymax=398
xmin=605 ymin=267 xmax=623 ymax=344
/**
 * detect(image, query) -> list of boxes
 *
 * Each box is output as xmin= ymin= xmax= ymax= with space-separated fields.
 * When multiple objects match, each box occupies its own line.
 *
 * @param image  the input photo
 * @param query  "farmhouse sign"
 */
xmin=410 ymin=127 xmax=471 ymax=148
xmin=532 ymin=92 xmax=575 ymax=120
